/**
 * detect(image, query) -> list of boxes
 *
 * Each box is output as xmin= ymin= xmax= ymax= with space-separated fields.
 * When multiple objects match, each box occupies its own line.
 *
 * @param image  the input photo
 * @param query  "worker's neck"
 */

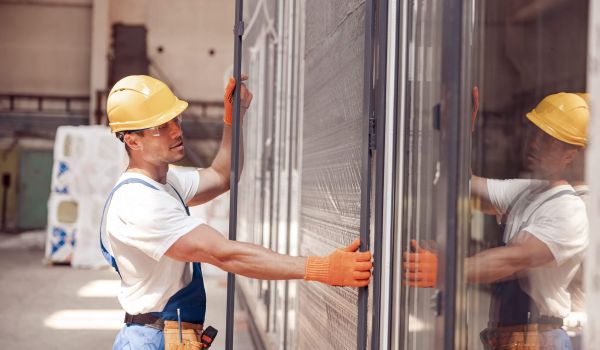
xmin=126 ymin=157 xmax=169 ymax=184
xmin=533 ymin=172 xmax=569 ymax=189
xmin=547 ymin=179 xmax=568 ymax=188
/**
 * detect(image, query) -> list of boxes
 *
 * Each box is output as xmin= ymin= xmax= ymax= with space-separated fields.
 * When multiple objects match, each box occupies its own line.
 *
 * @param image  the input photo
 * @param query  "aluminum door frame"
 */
xmin=225 ymin=0 xmax=245 ymax=349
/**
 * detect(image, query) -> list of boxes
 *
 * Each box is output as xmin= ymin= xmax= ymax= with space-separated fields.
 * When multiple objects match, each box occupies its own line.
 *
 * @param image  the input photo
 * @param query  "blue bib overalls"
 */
xmin=100 ymin=178 xmax=206 ymax=350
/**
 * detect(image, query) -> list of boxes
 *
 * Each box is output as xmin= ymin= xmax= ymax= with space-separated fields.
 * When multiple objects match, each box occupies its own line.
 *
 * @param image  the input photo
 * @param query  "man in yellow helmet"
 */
xmin=101 ymin=75 xmax=373 ymax=350
xmin=404 ymin=92 xmax=589 ymax=349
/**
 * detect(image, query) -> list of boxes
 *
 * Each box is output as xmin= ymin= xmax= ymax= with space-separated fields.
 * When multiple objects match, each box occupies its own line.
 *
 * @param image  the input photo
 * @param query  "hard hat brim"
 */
xmin=526 ymin=111 xmax=586 ymax=147
xmin=110 ymin=99 xmax=189 ymax=133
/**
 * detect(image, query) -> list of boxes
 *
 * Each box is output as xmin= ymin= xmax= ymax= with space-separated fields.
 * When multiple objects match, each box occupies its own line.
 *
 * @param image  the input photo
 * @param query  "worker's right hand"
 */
xmin=224 ymin=75 xmax=253 ymax=125
xmin=304 ymin=239 xmax=372 ymax=287
xmin=402 ymin=239 xmax=438 ymax=288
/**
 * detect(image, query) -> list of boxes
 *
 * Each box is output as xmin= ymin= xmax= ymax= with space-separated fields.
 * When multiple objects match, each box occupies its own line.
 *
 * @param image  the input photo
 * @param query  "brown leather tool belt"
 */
xmin=480 ymin=322 xmax=565 ymax=350
xmin=124 ymin=312 xmax=165 ymax=330
xmin=124 ymin=313 xmax=205 ymax=333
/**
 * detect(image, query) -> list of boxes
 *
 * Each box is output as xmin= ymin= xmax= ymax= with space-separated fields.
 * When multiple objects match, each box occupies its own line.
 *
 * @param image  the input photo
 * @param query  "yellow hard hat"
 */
xmin=526 ymin=92 xmax=589 ymax=147
xmin=107 ymin=75 xmax=188 ymax=133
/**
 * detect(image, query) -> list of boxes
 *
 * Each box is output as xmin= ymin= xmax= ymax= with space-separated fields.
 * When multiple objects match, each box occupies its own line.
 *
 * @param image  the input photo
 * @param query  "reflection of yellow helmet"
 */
xmin=526 ymin=92 xmax=589 ymax=147
xmin=574 ymin=92 xmax=589 ymax=104
xmin=107 ymin=75 xmax=188 ymax=133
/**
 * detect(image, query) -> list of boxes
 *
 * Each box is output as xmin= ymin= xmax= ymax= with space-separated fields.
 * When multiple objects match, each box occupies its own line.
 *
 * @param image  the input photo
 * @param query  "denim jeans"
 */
xmin=113 ymin=324 xmax=164 ymax=350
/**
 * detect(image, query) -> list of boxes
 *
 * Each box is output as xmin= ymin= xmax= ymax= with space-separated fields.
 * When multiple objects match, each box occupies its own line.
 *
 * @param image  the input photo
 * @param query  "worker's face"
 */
xmin=523 ymin=122 xmax=578 ymax=179
xmin=126 ymin=116 xmax=185 ymax=164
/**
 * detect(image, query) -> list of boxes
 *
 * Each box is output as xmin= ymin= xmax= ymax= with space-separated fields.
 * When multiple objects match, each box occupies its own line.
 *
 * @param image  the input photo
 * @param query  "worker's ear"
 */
xmin=124 ymin=133 xmax=144 ymax=152
xmin=561 ymin=146 xmax=579 ymax=165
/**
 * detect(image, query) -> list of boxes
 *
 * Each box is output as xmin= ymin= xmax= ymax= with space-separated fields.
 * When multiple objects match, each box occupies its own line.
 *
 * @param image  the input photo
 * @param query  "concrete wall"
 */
xmin=0 ymin=0 xmax=93 ymax=95
xmin=109 ymin=0 xmax=235 ymax=101
xmin=0 ymin=0 xmax=234 ymax=101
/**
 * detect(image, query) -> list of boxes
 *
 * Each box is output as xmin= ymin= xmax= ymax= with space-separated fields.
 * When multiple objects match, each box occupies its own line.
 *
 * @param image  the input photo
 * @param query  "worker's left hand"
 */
xmin=304 ymin=239 xmax=373 ymax=287
xmin=402 ymin=239 xmax=438 ymax=288
xmin=224 ymin=75 xmax=253 ymax=125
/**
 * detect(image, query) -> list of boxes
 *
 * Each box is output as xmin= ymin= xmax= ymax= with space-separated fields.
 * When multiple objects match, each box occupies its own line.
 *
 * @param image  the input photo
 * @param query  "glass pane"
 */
xmin=235 ymin=0 xmax=304 ymax=348
xmin=236 ymin=0 xmax=280 ymax=346
xmin=394 ymin=0 xmax=443 ymax=349
xmin=461 ymin=1 xmax=590 ymax=349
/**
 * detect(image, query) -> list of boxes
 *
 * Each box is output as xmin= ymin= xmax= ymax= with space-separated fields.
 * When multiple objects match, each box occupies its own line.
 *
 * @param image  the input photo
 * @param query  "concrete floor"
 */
xmin=0 ymin=232 xmax=256 ymax=350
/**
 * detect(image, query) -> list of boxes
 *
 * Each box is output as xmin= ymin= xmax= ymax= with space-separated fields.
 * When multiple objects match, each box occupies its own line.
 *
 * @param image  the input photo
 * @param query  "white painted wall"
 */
xmin=89 ymin=0 xmax=110 ymax=123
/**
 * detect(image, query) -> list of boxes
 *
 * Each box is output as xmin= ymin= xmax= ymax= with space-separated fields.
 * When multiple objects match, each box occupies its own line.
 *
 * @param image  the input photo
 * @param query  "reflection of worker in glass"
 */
xmin=404 ymin=92 xmax=589 ymax=349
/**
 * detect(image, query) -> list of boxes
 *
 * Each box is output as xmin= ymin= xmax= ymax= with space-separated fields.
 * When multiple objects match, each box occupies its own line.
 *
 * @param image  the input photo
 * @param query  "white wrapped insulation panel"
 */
xmin=45 ymin=126 xmax=127 ymax=267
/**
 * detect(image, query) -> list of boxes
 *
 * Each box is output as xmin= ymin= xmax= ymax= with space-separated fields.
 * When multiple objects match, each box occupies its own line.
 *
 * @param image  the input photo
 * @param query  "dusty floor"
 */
xmin=0 ymin=232 xmax=256 ymax=350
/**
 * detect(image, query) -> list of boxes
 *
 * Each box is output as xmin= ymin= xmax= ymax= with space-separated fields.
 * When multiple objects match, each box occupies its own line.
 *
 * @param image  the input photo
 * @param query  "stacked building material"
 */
xmin=45 ymin=126 xmax=127 ymax=268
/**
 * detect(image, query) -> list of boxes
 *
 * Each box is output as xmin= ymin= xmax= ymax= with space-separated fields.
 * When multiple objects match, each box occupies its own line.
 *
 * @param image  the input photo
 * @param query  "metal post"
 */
xmin=225 ymin=0 xmax=244 ymax=349
xmin=358 ymin=0 xmax=376 ymax=348
xmin=95 ymin=90 xmax=104 ymax=125
xmin=371 ymin=0 xmax=389 ymax=349
xmin=1 ymin=173 xmax=10 ymax=233
xmin=439 ymin=0 xmax=464 ymax=348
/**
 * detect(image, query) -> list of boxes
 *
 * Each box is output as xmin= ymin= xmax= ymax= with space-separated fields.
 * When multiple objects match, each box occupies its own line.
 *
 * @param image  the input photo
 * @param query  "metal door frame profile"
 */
xmin=357 ymin=0 xmax=376 ymax=346
xmin=358 ymin=0 xmax=389 ymax=348
xmin=381 ymin=0 xmax=405 ymax=348
xmin=438 ymin=0 xmax=470 ymax=349
xmin=371 ymin=0 xmax=389 ymax=349
xmin=225 ymin=0 xmax=244 ymax=348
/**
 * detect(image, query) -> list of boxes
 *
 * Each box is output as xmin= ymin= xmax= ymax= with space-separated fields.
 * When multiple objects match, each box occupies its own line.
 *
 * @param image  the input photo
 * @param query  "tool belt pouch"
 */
xmin=480 ymin=325 xmax=560 ymax=350
xmin=164 ymin=321 xmax=204 ymax=350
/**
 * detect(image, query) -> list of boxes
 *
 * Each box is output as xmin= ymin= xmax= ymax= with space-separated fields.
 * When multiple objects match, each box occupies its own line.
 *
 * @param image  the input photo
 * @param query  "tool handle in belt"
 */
xmin=200 ymin=326 xmax=218 ymax=348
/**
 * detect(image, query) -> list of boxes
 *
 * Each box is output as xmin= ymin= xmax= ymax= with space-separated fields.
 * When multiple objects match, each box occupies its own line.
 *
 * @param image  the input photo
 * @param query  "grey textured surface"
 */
xmin=298 ymin=1 xmax=365 ymax=349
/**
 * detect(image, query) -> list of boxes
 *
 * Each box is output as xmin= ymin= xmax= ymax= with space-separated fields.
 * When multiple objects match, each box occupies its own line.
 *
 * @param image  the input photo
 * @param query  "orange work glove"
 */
xmin=223 ymin=75 xmax=251 ymax=125
xmin=402 ymin=239 xmax=438 ymax=288
xmin=304 ymin=239 xmax=372 ymax=287
xmin=471 ymin=86 xmax=479 ymax=132
xmin=223 ymin=77 xmax=235 ymax=125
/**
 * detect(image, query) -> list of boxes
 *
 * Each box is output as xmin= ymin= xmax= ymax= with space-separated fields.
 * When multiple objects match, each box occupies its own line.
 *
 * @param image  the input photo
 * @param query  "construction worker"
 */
xmin=403 ymin=92 xmax=589 ymax=349
xmin=100 ymin=75 xmax=373 ymax=350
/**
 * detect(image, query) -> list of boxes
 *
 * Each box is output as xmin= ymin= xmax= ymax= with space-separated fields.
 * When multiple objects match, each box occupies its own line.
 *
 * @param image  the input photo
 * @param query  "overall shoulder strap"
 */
xmin=167 ymin=183 xmax=191 ymax=216
xmin=516 ymin=189 xmax=576 ymax=234
xmin=99 ymin=178 xmax=159 ymax=277
xmin=502 ymin=188 xmax=529 ymax=224
xmin=502 ymin=186 xmax=533 ymax=242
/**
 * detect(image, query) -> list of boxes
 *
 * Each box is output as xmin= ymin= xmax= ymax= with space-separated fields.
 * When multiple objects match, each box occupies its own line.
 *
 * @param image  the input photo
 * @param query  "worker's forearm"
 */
xmin=211 ymin=124 xmax=245 ymax=184
xmin=470 ymin=175 xmax=498 ymax=214
xmin=471 ymin=175 xmax=488 ymax=203
xmin=464 ymin=246 xmax=527 ymax=284
xmin=212 ymin=240 xmax=305 ymax=280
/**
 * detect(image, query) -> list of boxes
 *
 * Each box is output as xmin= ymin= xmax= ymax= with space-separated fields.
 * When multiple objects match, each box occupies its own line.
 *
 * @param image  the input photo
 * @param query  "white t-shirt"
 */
xmin=565 ymin=185 xmax=588 ymax=328
xmin=487 ymin=179 xmax=589 ymax=318
xmin=105 ymin=166 xmax=204 ymax=315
